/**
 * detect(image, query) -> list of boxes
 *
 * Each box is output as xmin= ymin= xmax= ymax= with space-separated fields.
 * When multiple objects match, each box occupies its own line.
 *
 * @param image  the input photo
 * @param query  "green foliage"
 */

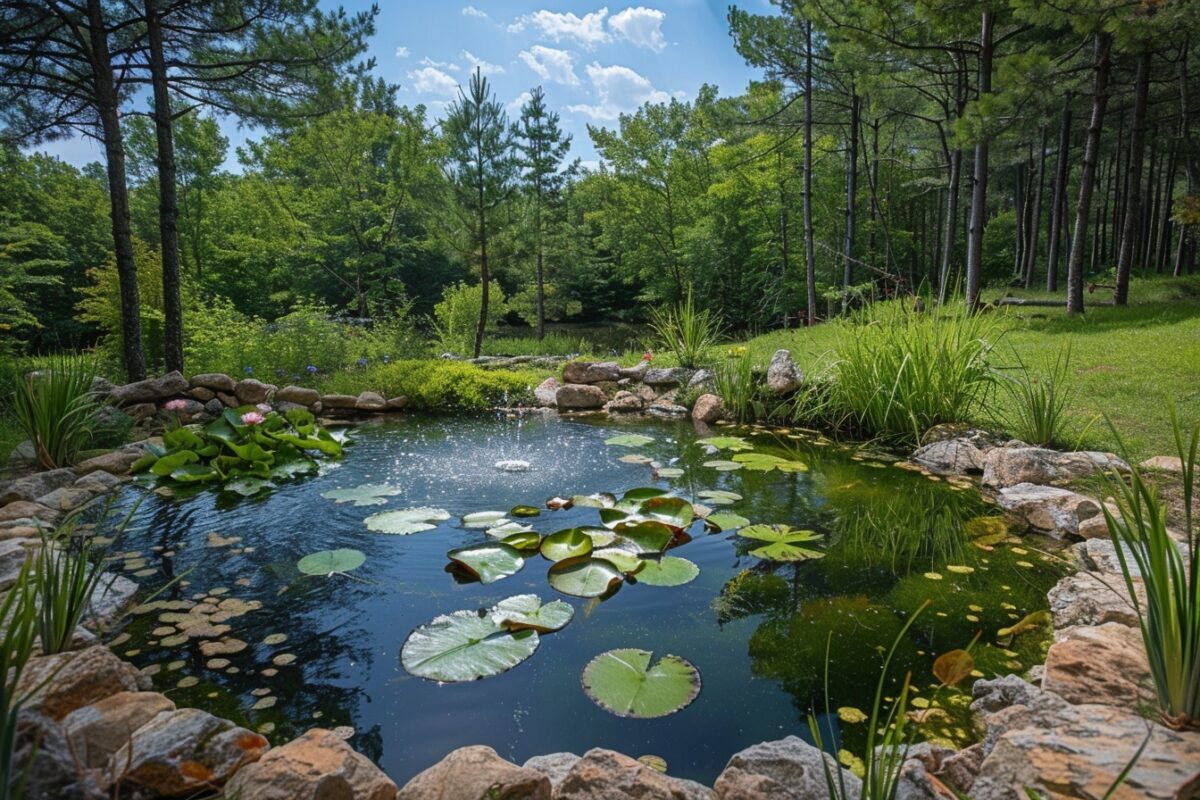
xmin=432 ymin=281 xmax=507 ymax=355
xmin=995 ymin=342 xmax=1080 ymax=447
xmin=482 ymin=331 xmax=587 ymax=357
xmin=10 ymin=356 xmax=98 ymax=469
xmin=34 ymin=511 xmax=121 ymax=654
xmin=1 ymin=558 xmax=38 ymax=798
xmin=649 ymin=289 xmax=724 ymax=369
xmin=508 ymin=283 xmax=581 ymax=330
xmin=714 ymin=349 xmax=758 ymax=423
xmin=318 ymin=360 xmax=541 ymax=412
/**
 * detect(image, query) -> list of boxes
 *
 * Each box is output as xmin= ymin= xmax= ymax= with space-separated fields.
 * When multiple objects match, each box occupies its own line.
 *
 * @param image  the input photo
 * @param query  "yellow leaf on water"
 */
xmin=947 ymin=565 xmax=975 ymax=574
xmin=838 ymin=706 xmax=868 ymax=723
xmin=933 ymin=649 xmax=975 ymax=687
xmin=923 ymin=572 xmax=944 ymax=580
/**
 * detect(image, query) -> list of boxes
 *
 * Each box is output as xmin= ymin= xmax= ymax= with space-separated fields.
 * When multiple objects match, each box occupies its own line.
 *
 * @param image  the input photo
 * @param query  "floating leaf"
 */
xmin=447 ymin=543 xmax=526 ymax=584
xmin=401 ymin=609 xmax=539 ymax=682
xmin=838 ymin=706 xmax=868 ymax=724
xmin=592 ymin=548 xmax=645 ymax=575
xmin=365 ymin=507 xmax=449 ymax=535
xmin=731 ymin=452 xmax=807 ymax=473
xmin=997 ymin=610 xmax=1051 ymax=641
xmin=638 ymin=755 xmax=668 ymax=773
xmin=578 ymin=527 xmax=617 ymax=548
xmin=540 ymin=529 xmax=595 ymax=562
xmin=738 ymin=524 xmax=824 ymax=562
xmin=633 ymin=557 xmax=699 ymax=587
xmin=639 ymin=496 xmax=694 ymax=529
xmin=932 ymin=650 xmax=975 ymax=687
xmin=610 ymin=521 xmax=674 ymax=554
xmin=571 ymin=493 xmax=616 ymax=509
xmin=500 ymin=531 xmax=542 ymax=551
xmin=706 ymin=511 xmax=750 ymax=531
xmin=548 ymin=557 xmax=624 ymax=598
xmin=490 ymin=594 xmax=575 ymax=633
xmin=619 ymin=454 xmax=653 ymax=464
xmin=486 ymin=521 xmax=533 ymax=538
xmin=296 ymin=549 xmax=365 ymax=576
xmin=622 ymin=487 xmax=669 ymax=502
xmin=697 ymin=436 xmax=753 ymax=451
xmin=924 ymin=572 xmax=944 ymax=580
xmin=605 ymin=434 xmax=655 ymax=447
xmin=463 ymin=511 xmax=508 ymax=528
xmin=946 ymin=565 xmax=975 ymax=574
xmin=581 ymin=649 xmax=701 ymax=718
xmin=321 ymin=484 xmax=403 ymax=507
xmin=510 ymin=505 xmax=541 ymax=518
xmin=697 ymin=490 xmax=742 ymax=505
xmin=656 ymin=467 xmax=685 ymax=478
xmin=702 ymin=460 xmax=743 ymax=471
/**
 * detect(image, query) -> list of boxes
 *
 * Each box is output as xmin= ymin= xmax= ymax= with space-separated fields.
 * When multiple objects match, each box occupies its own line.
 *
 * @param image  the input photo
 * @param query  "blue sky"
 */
xmin=39 ymin=1 xmax=774 ymax=169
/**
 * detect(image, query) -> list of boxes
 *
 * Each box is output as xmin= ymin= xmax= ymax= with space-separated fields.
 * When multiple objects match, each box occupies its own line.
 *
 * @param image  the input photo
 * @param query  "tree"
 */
xmin=443 ymin=68 xmax=518 ymax=357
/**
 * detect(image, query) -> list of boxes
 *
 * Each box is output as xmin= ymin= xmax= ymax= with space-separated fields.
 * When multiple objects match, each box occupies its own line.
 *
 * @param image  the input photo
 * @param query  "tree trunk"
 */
xmin=1023 ymin=127 xmax=1047 ymax=287
xmin=965 ymin=10 xmax=993 ymax=309
xmin=939 ymin=147 xmax=962 ymax=302
xmin=803 ymin=19 xmax=817 ymax=325
xmin=1066 ymin=34 xmax=1113 ymax=315
xmin=842 ymin=92 xmax=859 ymax=313
xmin=146 ymin=0 xmax=184 ymax=372
xmin=1013 ymin=161 xmax=1026 ymax=278
xmin=535 ymin=183 xmax=545 ymax=340
xmin=1115 ymin=49 xmax=1151 ymax=305
xmin=86 ymin=0 xmax=146 ymax=381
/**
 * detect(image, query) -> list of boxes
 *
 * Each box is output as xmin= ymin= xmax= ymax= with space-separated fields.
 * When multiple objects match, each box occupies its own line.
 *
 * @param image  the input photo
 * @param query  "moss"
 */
xmin=318 ymin=360 xmax=546 ymax=413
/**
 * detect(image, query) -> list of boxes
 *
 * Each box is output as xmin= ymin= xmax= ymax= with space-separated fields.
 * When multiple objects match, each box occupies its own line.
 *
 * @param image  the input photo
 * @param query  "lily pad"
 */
xmin=697 ymin=436 xmax=753 ymax=451
xmin=610 ymin=521 xmax=674 ymax=554
xmin=633 ymin=557 xmax=699 ymax=587
xmin=486 ymin=521 xmax=534 ymax=538
xmin=463 ymin=511 xmax=508 ymax=528
xmin=365 ymin=507 xmax=450 ymax=535
xmin=540 ymin=529 xmax=595 ymax=562
xmin=511 ymin=505 xmax=541 ymax=518
xmin=656 ymin=467 xmax=685 ymax=478
xmin=592 ymin=548 xmax=646 ymax=575
xmin=548 ymin=556 xmax=625 ymax=598
xmin=581 ymin=649 xmax=701 ymax=718
xmin=321 ymin=484 xmax=403 ymax=507
xmin=571 ymin=493 xmax=616 ymax=509
xmin=578 ymin=527 xmax=617 ymax=548
xmin=706 ymin=511 xmax=750 ymax=531
xmin=622 ymin=487 xmax=669 ymax=502
xmin=401 ymin=609 xmax=539 ymax=682
xmin=639 ymin=496 xmax=694 ymax=529
xmin=447 ymin=543 xmax=526 ymax=584
xmin=619 ymin=454 xmax=653 ymax=464
xmin=490 ymin=594 xmax=575 ymax=633
xmin=296 ymin=549 xmax=366 ymax=576
xmin=702 ymin=460 xmax=743 ymax=471
xmin=738 ymin=524 xmax=824 ymax=562
xmin=500 ymin=531 xmax=542 ymax=551
xmin=605 ymin=434 xmax=655 ymax=447
xmin=697 ymin=490 xmax=741 ymax=505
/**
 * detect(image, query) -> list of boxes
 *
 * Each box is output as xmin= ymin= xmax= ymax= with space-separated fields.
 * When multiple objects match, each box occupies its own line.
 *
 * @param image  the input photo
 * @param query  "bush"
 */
xmin=10 ymin=355 xmax=98 ymax=469
xmin=995 ymin=342 xmax=1082 ymax=447
xmin=482 ymin=332 xmax=588 ymax=357
xmin=433 ymin=281 xmax=507 ymax=356
xmin=714 ymin=349 xmax=758 ymax=423
xmin=649 ymin=289 xmax=724 ymax=369
xmin=318 ymin=360 xmax=543 ymax=412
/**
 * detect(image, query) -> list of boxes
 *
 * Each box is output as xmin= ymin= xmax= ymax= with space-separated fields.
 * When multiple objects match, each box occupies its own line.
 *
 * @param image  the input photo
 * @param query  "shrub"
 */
xmin=714 ymin=349 xmax=758 ymax=423
xmin=649 ymin=288 xmax=724 ymax=369
xmin=35 ymin=514 xmax=115 ymax=655
xmin=10 ymin=355 xmax=98 ymax=469
xmin=995 ymin=342 xmax=1083 ymax=448
xmin=482 ymin=332 xmax=588 ymax=357
xmin=319 ymin=360 xmax=542 ymax=413
xmin=508 ymin=283 xmax=582 ymax=329
xmin=432 ymin=281 xmax=507 ymax=356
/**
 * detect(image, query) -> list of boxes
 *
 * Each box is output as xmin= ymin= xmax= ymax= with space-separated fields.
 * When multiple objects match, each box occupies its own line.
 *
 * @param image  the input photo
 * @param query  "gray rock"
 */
xmin=0 ymin=467 xmax=78 ymax=504
xmin=125 ymin=402 xmax=157 ymax=420
xmin=766 ymin=349 xmax=803 ymax=394
xmin=557 ymin=748 xmax=712 ymax=800
xmin=715 ymin=736 xmax=859 ymax=799
xmin=981 ymin=447 xmax=1129 ymax=488
xmin=1042 ymin=622 xmax=1154 ymax=707
xmin=38 ymin=485 xmax=96 ymax=513
xmin=397 ymin=745 xmax=550 ymax=800
xmin=321 ymin=394 xmax=358 ymax=409
xmin=0 ymin=537 xmax=38 ymax=591
xmin=276 ymin=385 xmax=320 ymax=406
xmin=73 ymin=449 xmax=140 ymax=477
xmin=11 ymin=711 xmax=107 ymax=799
xmin=647 ymin=400 xmax=688 ymax=417
xmin=562 ymin=360 xmax=621 ymax=384
xmin=86 ymin=573 xmax=139 ymax=630
xmin=225 ymin=727 xmax=397 ymax=800
xmin=108 ymin=371 xmax=188 ymax=406
xmin=556 ymin=384 xmax=606 ymax=410
xmin=355 ymin=391 xmax=386 ymax=411
xmin=644 ymin=367 xmax=694 ymax=387
xmin=688 ymin=368 xmax=716 ymax=391
xmin=204 ymin=398 xmax=224 ymax=416
xmin=0 ymin=500 xmax=55 ymax=524
xmin=618 ymin=361 xmax=650 ymax=381
xmin=234 ymin=378 xmax=275 ymax=405
xmin=62 ymin=691 xmax=175 ymax=769
xmin=1047 ymin=571 xmax=1143 ymax=630
xmin=534 ymin=377 xmax=560 ymax=407
xmin=74 ymin=470 xmax=121 ymax=492
xmin=18 ymin=645 xmax=148 ymax=721
xmin=912 ymin=438 xmax=985 ymax=475
xmin=996 ymin=483 xmax=1102 ymax=538
xmin=1140 ymin=455 xmax=1184 ymax=474
xmin=88 ymin=375 xmax=115 ymax=400
xmin=189 ymin=385 xmax=215 ymax=402
xmin=691 ymin=394 xmax=723 ymax=424
xmin=523 ymin=751 xmax=580 ymax=791
xmin=386 ymin=395 xmax=408 ymax=410
xmin=189 ymin=372 xmax=236 ymax=392
xmin=604 ymin=390 xmax=644 ymax=413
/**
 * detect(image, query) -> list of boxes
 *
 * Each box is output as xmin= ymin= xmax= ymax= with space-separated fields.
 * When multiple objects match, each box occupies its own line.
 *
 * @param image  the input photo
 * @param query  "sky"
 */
xmin=37 ymin=0 xmax=774 ymax=170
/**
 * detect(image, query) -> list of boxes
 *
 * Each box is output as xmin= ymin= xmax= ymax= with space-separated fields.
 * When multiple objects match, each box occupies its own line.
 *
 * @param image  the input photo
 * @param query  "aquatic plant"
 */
xmin=649 ymin=288 xmax=724 ymax=369
xmin=713 ymin=349 xmax=758 ymax=422
xmin=10 ymin=356 xmax=99 ymax=469
xmin=995 ymin=341 xmax=1086 ymax=448
xmin=1 ymin=560 xmax=38 ymax=798
xmin=34 ymin=516 xmax=116 ymax=654
xmin=582 ymin=649 xmax=701 ymax=718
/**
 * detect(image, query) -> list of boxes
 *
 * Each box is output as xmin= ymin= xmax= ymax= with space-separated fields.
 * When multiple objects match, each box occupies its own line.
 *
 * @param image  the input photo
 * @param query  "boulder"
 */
xmin=714 ymin=736 xmax=859 ymax=799
xmin=74 ymin=470 xmax=120 ymax=494
xmin=356 ymin=391 xmax=386 ymax=411
xmin=604 ymin=391 xmax=644 ymax=414
xmin=105 ymin=708 xmax=268 ymax=796
xmin=37 ymin=485 xmax=95 ymax=512
xmin=321 ymin=394 xmax=359 ymax=409
xmin=73 ymin=449 xmax=141 ymax=476
xmin=275 ymin=400 xmax=308 ymax=415
xmin=234 ymin=378 xmax=275 ymax=405
xmin=618 ymin=361 xmax=650 ymax=381
xmin=996 ymin=483 xmax=1102 ymax=538
xmin=981 ymin=447 xmax=1129 ymax=488
xmin=126 ymin=402 xmax=157 ymax=420
xmin=276 ymin=385 xmax=321 ymax=406
xmin=190 ymin=372 xmax=236 ymax=392
xmin=204 ymin=398 xmax=225 ymax=415
xmin=1047 ymin=571 xmax=1144 ymax=630
xmin=189 ymin=386 xmax=215 ymax=402
xmin=109 ymin=371 xmax=188 ymax=406
xmin=386 ymin=395 xmax=409 ymax=410
xmin=0 ymin=500 xmax=53 ymax=524
xmin=911 ymin=438 xmax=985 ymax=475
xmin=1043 ymin=623 xmax=1154 ymax=707
xmin=11 ymin=711 xmax=107 ymax=800
xmin=688 ymin=368 xmax=717 ymax=392
xmin=1140 ymin=455 xmax=1184 ymax=474
xmin=556 ymin=384 xmax=606 ymax=410
xmin=562 ymin=361 xmax=621 ymax=384
xmin=648 ymin=399 xmax=689 ymax=417
xmin=217 ymin=391 xmax=238 ymax=407
xmin=396 ymin=744 xmax=551 ymax=800
xmin=556 ymin=748 xmax=712 ymax=800
xmin=62 ymin=691 xmax=176 ymax=769
xmin=765 ymin=349 xmax=803 ymax=394
xmin=523 ymin=752 xmax=581 ymax=792
xmin=86 ymin=572 xmax=139 ymax=629
xmin=0 ymin=467 xmax=78 ymax=504
xmin=0 ymin=537 xmax=38 ymax=591
xmin=225 ymin=728 xmax=397 ymax=800
xmin=644 ymin=367 xmax=694 ymax=387
xmin=18 ymin=645 xmax=148 ymax=720
xmin=692 ymin=394 xmax=724 ymax=424
xmin=535 ymin=378 xmax=561 ymax=407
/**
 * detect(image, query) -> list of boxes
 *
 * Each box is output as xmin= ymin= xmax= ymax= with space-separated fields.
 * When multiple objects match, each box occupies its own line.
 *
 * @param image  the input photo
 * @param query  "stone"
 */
xmin=644 ymin=367 xmax=694 ymax=387
xmin=275 ymin=400 xmax=308 ymax=414
xmin=996 ymin=483 xmax=1102 ymax=538
xmin=73 ymin=449 xmax=141 ymax=476
xmin=562 ymin=360 xmax=621 ymax=384
xmin=166 ymin=398 xmax=206 ymax=421
xmin=556 ymin=384 xmax=606 ymax=410
xmin=217 ymin=391 xmax=238 ymax=407
xmin=62 ymin=691 xmax=176 ymax=769
xmin=190 ymin=372 xmax=236 ymax=392
xmin=225 ymin=728 xmax=397 ymax=800
xmin=74 ymin=470 xmax=121 ymax=491
xmin=126 ymin=402 xmax=157 ymax=420
xmin=765 ymin=349 xmax=803 ymax=394
xmin=321 ymin=394 xmax=359 ymax=409
xmin=557 ymin=748 xmax=713 ymax=799
xmin=109 ymin=371 xmax=188 ymax=406
xmin=0 ymin=467 xmax=77 ymax=504
xmin=714 ymin=736 xmax=859 ymax=799
xmin=355 ymin=391 xmax=386 ymax=411
xmin=205 ymin=398 xmax=225 ymax=415
xmin=234 ymin=378 xmax=275 ymax=405
xmin=1047 ymin=571 xmax=1144 ymax=630
xmin=534 ymin=377 xmax=561 ymax=407
xmin=396 ymin=744 xmax=550 ymax=800
xmin=618 ymin=361 xmax=650 ymax=381
xmin=89 ymin=375 xmax=115 ymax=400
xmin=604 ymin=390 xmax=644 ymax=413
xmin=523 ymin=752 xmax=581 ymax=792
xmin=648 ymin=399 xmax=689 ymax=417
xmin=592 ymin=380 xmax=620 ymax=395
xmin=911 ymin=438 xmax=985 ymax=475
xmin=105 ymin=708 xmax=268 ymax=796
xmin=386 ymin=395 xmax=409 ymax=410
xmin=189 ymin=385 xmax=215 ymax=402
xmin=635 ymin=383 xmax=659 ymax=405
xmin=18 ymin=645 xmax=148 ymax=720
xmin=981 ymin=447 xmax=1129 ymax=488
xmin=692 ymin=393 xmax=724 ymax=424
xmin=1043 ymin=623 xmax=1154 ymax=707
xmin=688 ymin=368 xmax=717 ymax=391
xmin=12 ymin=711 xmax=107 ymax=799
xmin=0 ymin=537 xmax=38 ymax=590
xmin=0 ymin=500 xmax=53 ymax=523
xmin=1140 ymin=455 xmax=1184 ymax=474
xmin=86 ymin=572 xmax=139 ymax=629
xmin=37 ymin=485 xmax=95 ymax=512
xmin=277 ymin=385 xmax=320 ymax=406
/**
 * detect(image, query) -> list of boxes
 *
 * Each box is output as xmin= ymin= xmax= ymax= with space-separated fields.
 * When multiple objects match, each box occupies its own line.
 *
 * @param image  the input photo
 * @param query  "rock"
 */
xmin=275 ymin=400 xmax=308 ymax=414
xmin=86 ymin=572 xmax=139 ymax=629
xmin=205 ymin=398 xmax=225 ymax=415
xmin=62 ymin=692 xmax=176 ymax=769
xmin=37 ymin=485 xmax=95 ymax=512
xmin=73 ymin=470 xmax=121 ymax=492
xmin=166 ymin=398 xmax=206 ymax=422
xmin=18 ymin=645 xmax=148 ymax=720
xmin=556 ymin=384 xmax=606 ymax=410
xmin=189 ymin=385 xmax=215 ymax=402
xmin=557 ymin=748 xmax=712 ymax=800
xmin=225 ymin=728 xmax=397 ymax=800
xmin=644 ymin=367 xmax=694 ymax=387
xmin=688 ymin=368 xmax=716 ymax=391
xmin=692 ymin=394 xmax=724 ymax=423
xmin=765 ymin=349 xmax=803 ymax=394
xmin=648 ymin=399 xmax=689 ymax=418
xmin=911 ymin=438 xmax=985 ymax=475
xmin=937 ymin=743 xmax=985 ymax=793
xmin=996 ymin=483 xmax=1102 ymax=538
xmin=276 ymin=385 xmax=321 ymax=406
xmin=715 ymin=736 xmax=859 ymax=799
xmin=0 ymin=467 xmax=78 ymax=504
xmin=618 ymin=361 xmax=650 ymax=381
xmin=109 ymin=371 xmax=188 ymax=406
xmin=635 ymin=383 xmax=659 ymax=405
xmin=217 ymin=391 xmax=238 ymax=407
xmin=73 ymin=449 xmax=141 ymax=476
xmin=396 ymin=744 xmax=550 ymax=800
xmin=11 ymin=711 xmax=107 ymax=799
xmin=321 ymin=394 xmax=358 ymax=409
xmin=1043 ymin=623 xmax=1154 ymax=707
xmin=592 ymin=380 xmax=620 ymax=395
xmin=356 ymin=391 xmax=386 ymax=411
xmin=1047 ymin=571 xmax=1144 ymax=630
xmin=0 ymin=500 xmax=54 ymax=523
xmin=1140 ymin=455 xmax=1184 ymax=474
xmin=89 ymin=375 xmax=115 ymax=400
xmin=126 ymin=402 xmax=157 ymax=420
xmin=0 ymin=537 xmax=38 ymax=590
xmin=190 ymin=373 xmax=236 ymax=392
xmin=535 ymin=377 xmax=561 ymax=407
xmin=604 ymin=390 xmax=644 ymax=413
xmin=105 ymin=707 xmax=268 ymax=796
xmin=981 ymin=447 xmax=1129 ymax=488
xmin=523 ymin=752 xmax=580 ymax=792
xmin=562 ymin=361 xmax=621 ymax=384
xmin=386 ymin=395 xmax=409 ymax=410
xmin=234 ymin=378 xmax=274 ymax=405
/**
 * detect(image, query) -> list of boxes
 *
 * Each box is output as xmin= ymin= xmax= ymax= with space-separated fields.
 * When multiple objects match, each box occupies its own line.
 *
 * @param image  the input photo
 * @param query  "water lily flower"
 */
xmin=241 ymin=411 xmax=265 ymax=426
xmin=164 ymin=399 xmax=187 ymax=412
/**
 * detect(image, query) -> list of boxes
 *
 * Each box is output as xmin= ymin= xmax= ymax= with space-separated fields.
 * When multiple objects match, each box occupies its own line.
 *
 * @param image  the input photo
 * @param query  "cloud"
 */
xmin=608 ymin=7 xmax=666 ymax=52
xmin=507 ymin=90 xmax=534 ymax=113
xmin=517 ymin=45 xmax=580 ymax=86
xmin=460 ymin=50 xmax=506 ymax=75
xmin=566 ymin=62 xmax=669 ymax=120
xmin=395 ymin=46 xmax=409 ymax=58
xmin=512 ymin=8 xmax=611 ymax=49
xmin=461 ymin=5 xmax=490 ymax=20
xmin=420 ymin=56 xmax=460 ymax=71
xmin=407 ymin=66 xmax=459 ymax=95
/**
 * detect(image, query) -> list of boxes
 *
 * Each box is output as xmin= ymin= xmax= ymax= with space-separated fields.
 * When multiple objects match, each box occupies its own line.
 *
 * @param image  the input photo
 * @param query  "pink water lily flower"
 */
xmin=164 ymin=399 xmax=187 ymax=412
xmin=240 ymin=411 xmax=265 ymax=426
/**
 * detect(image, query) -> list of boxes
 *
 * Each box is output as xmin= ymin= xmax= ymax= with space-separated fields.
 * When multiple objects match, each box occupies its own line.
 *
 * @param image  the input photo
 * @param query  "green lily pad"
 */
xmin=592 ymin=548 xmax=646 ymax=575
xmin=223 ymin=477 xmax=273 ymax=497
xmin=548 ymin=556 xmax=625 ymax=598
xmin=571 ymin=493 xmax=616 ymax=509
xmin=697 ymin=436 xmax=753 ymax=451
xmin=581 ymin=649 xmax=701 ymax=718
xmin=365 ymin=507 xmax=450 ymax=535
xmin=738 ymin=524 xmax=824 ymax=562
xmin=622 ymin=487 xmax=669 ymax=502
xmin=697 ymin=490 xmax=742 ymax=505
xmin=540 ymin=529 xmax=595 ymax=562
xmin=639 ymin=496 xmax=694 ymax=528
xmin=706 ymin=511 xmax=750 ymax=531
xmin=447 ymin=543 xmax=526 ymax=584
xmin=486 ymin=521 xmax=534 ymax=538
xmin=500 ymin=531 xmax=542 ymax=551
xmin=490 ymin=594 xmax=575 ymax=633
xmin=463 ymin=511 xmax=508 ymax=528
xmin=657 ymin=467 xmax=685 ymax=478
xmin=321 ymin=484 xmax=403 ymax=506
xmin=702 ymin=460 xmax=743 ymax=471
xmin=605 ymin=434 xmax=655 ymax=447
xmin=578 ymin=527 xmax=617 ymax=548
xmin=401 ymin=609 xmax=539 ymax=682
xmin=619 ymin=454 xmax=654 ymax=464
xmin=511 ymin=505 xmax=541 ymax=518
xmin=297 ymin=548 xmax=366 ymax=576
xmin=610 ymin=521 xmax=674 ymax=554
xmin=731 ymin=452 xmax=807 ymax=472
xmin=633 ymin=556 xmax=699 ymax=587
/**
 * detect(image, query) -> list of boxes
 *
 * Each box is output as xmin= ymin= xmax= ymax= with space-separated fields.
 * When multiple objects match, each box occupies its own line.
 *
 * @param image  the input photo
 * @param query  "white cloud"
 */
xmin=517 ymin=45 xmax=580 ymax=86
xmin=460 ymin=50 xmax=506 ymax=75
xmin=507 ymin=90 xmax=533 ymax=113
xmin=420 ymin=56 xmax=460 ymax=71
xmin=514 ymin=8 xmax=611 ymax=49
xmin=608 ymin=7 xmax=666 ymax=52
xmin=461 ymin=5 xmax=490 ymax=20
xmin=407 ymin=66 xmax=459 ymax=95
xmin=395 ymin=46 xmax=410 ymax=58
xmin=566 ymin=62 xmax=669 ymax=120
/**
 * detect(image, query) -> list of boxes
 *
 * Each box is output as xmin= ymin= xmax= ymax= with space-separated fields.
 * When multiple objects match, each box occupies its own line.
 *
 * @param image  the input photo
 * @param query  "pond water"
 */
xmin=100 ymin=415 xmax=1064 ymax=785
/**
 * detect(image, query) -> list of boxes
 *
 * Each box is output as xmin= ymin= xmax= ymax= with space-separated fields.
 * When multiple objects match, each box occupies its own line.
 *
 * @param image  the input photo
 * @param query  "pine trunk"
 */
xmin=803 ymin=20 xmax=817 ymax=325
xmin=842 ymin=92 xmax=859 ymax=313
xmin=965 ymin=10 xmax=993 ymax=309
xmin=1115 ymin=50 xmax=1151 ymax=305
xmin=1066 ymin=34 xmax=1113 ymax=315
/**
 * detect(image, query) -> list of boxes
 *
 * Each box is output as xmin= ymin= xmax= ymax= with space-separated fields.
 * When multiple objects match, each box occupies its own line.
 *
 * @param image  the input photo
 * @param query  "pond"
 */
xmin=99 ymin=414 xmax=1065 ymax=786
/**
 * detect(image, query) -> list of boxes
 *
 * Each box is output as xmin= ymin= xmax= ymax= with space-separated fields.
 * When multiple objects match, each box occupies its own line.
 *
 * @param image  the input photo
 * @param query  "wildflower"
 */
xmin=240 ymin=411 xmax=265 ymax=426
xmin=306 ymin=365 xmax=318 ymax=374
xmin=243 ymin=366 xmax=254 ymax=374
xmin=642 ymin=350 xmax=654 ymax=362
xmin=357 ymin=357 xmax=368 ymax=368
xmin=164 ymin=399 xmax=187 ymax=412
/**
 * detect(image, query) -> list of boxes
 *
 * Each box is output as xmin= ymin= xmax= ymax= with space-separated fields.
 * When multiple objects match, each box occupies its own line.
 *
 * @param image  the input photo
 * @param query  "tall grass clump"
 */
xmin=828 ymin=302 xmax=997 ymax=445
xmin=649 ymin=289 xmax=724 ymax=369
xmin=996 ymin=342 xmax=1082 ymax=447
xmin=34 ymin=511 xmax=122 ymax=655
xmin=10 ymin=356 xmax=98 ymax=470
xmin=714 ymin=349 xmax=758 ymax=422
xmin=1 ymin=560 xmax=38 ymax=797
xmin=1103 ymin=407 xmax=1199 ymax=729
